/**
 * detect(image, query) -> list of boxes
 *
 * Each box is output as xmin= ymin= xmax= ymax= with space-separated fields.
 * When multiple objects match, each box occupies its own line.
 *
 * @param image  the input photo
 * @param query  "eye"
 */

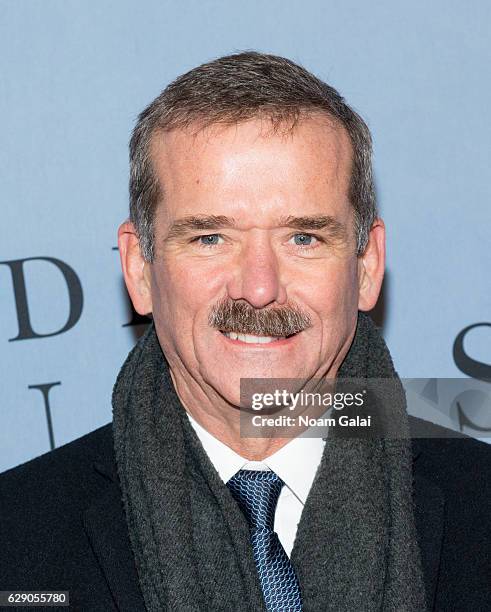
xmin=194 ymin=234 xmax=223 ymax=247
xmin=291 ymin=233 xmax=318 ymax=247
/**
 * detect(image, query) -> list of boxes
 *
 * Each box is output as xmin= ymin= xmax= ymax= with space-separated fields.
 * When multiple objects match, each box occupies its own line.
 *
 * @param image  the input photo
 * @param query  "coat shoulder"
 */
xmin=0 ymin=423 xmax=114 ymax=496
xmin=0 ymin=423 xmax=117 ymax=600
xmin=409 ymin=416 xmax=491 ymax=610
xmin=409 ymin=415 xmax=491 ymax=487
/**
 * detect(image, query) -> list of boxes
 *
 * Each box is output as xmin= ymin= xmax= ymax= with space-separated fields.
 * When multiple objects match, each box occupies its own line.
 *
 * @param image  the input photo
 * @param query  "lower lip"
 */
xmin=218 ymin=331 xmax=299 ymax=347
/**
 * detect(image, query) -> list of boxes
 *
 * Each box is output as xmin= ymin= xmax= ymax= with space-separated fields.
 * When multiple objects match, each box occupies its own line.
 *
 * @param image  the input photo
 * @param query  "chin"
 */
xmin=206 ymin=379 xmax=243 ymax=408
xmin=202 ymin=363 xmax=312 ymax=409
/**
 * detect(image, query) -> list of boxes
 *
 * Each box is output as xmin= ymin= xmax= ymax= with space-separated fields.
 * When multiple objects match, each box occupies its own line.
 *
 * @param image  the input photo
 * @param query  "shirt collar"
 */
xmin=187 ymin=411 xmax=325 ymax=504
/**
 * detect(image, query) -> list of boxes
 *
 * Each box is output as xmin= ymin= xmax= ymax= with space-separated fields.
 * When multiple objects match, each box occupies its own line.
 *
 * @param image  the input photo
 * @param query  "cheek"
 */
xmin=151 ymin=259 xmax=225 ymax=330
xmin=300 ymin=258 xmax=359 ymax=320
xmin=305 ymin=266 xmax=358 ymax=366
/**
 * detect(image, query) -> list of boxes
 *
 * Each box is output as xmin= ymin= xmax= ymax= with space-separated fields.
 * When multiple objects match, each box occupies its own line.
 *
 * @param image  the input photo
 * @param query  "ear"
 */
xmin=117 ymin=221 xmax=153 ymax=315
xmin=357 ymin=218 xmax=386 ymax=311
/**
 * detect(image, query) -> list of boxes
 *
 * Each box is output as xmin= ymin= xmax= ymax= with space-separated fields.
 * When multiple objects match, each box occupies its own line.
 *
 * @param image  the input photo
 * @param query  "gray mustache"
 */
xmin=209 ymin=298 xmax=312 ymax=337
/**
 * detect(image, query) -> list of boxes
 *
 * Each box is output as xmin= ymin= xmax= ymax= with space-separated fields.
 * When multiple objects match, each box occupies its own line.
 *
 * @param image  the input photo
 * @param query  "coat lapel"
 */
xmin=82 ymin=460 xmax=146 ymax=612
xmin=412 ymin=442 xmax=446 ymax=611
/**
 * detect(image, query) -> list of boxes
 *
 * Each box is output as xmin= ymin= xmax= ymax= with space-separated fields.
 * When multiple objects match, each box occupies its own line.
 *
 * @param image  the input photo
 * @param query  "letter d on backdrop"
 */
xmin=1 ymin=257 xmax=83 ymax=341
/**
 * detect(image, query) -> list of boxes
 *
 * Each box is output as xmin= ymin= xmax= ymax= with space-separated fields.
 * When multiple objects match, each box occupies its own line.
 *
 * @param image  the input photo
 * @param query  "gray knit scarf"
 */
xmin=112 ymin=312 xmax=427 ymax=611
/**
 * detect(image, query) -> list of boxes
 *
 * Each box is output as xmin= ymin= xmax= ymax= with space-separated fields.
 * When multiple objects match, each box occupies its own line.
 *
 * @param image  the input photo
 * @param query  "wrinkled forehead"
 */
xmin=148 ymin=114 xmax=354 ymax=225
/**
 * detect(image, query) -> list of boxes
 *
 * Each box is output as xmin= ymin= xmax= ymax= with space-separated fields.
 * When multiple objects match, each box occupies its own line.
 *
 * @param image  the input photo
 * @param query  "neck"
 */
xmin=170 ymin=369 xmax=291 ymax=459
xmin=168 ymin=362 xmax=343 ymax=461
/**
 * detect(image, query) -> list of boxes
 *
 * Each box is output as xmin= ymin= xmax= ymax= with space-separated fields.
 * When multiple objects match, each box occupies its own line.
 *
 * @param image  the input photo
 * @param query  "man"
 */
xmin=0 ymin=52 xmax=489 ymax=611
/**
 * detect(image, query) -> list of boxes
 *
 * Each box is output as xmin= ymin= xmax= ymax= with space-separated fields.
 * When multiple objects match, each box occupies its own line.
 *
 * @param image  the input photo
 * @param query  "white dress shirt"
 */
xmin=187 ymin=412 xmax=326 ymax=557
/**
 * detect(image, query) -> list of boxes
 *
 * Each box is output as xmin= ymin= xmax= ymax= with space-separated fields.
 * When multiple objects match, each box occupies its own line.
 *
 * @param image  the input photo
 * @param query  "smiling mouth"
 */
xmin=219 ymin=330 xmax=297 ymax=344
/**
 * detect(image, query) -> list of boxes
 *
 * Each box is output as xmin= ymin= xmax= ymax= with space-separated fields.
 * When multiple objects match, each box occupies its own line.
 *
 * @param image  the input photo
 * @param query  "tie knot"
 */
xmin=226 ymin=469 xmax=283 ymax=531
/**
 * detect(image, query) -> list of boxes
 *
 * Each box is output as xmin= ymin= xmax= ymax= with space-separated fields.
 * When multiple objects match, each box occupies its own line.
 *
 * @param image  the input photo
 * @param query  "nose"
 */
xmin=226 ymin=234 xmax=287 ymax=308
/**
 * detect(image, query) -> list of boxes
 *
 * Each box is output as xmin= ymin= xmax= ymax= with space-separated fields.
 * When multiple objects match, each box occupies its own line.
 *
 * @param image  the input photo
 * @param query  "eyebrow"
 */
xmin=279 ymin=214 xmax=347 ymax=236
xmin=164 ymin=213 xmax=347 ymax=240
xmin=165 ymin=215 xmax=236 ymax=240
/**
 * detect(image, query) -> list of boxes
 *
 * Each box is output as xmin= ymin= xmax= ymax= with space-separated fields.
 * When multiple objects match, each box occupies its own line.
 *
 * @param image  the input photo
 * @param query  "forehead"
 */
xmin=149 ymin=115 xmax=353 ymax=226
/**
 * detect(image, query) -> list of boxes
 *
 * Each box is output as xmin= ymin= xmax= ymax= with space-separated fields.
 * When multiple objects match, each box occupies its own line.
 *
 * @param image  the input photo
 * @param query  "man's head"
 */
xmin=119 ymin=51 xmax=385 ymax=410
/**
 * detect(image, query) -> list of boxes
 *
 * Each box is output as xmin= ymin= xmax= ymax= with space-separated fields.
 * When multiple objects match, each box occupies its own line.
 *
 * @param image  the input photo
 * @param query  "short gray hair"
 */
xmin=129 ymin=51 xmax=377 ymax=261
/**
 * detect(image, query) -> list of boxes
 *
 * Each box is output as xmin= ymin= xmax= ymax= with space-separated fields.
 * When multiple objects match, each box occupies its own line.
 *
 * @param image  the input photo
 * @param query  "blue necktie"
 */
xmin=227 ymin=469 xmax=303 ymax=611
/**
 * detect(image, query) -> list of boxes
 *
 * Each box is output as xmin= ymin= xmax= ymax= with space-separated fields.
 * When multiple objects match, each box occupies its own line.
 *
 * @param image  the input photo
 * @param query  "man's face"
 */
xmin=146 ymin=116 xmax=363 ymax=406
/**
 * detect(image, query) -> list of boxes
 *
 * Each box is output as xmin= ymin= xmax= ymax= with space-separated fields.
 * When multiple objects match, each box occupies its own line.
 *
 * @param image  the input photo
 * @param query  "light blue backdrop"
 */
xmin=1 ymin=0 xmax=490 ymax=472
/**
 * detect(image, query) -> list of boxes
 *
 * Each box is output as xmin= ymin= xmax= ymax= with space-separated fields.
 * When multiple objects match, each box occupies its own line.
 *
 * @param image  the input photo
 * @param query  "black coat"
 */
xmin=0 ymin=417 xmax=490 ymax=611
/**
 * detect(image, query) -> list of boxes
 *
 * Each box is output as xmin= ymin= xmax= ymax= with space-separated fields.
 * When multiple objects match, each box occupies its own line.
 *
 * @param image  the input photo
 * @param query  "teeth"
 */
xmin=222 ymin=332 xmax=285 ymax=343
